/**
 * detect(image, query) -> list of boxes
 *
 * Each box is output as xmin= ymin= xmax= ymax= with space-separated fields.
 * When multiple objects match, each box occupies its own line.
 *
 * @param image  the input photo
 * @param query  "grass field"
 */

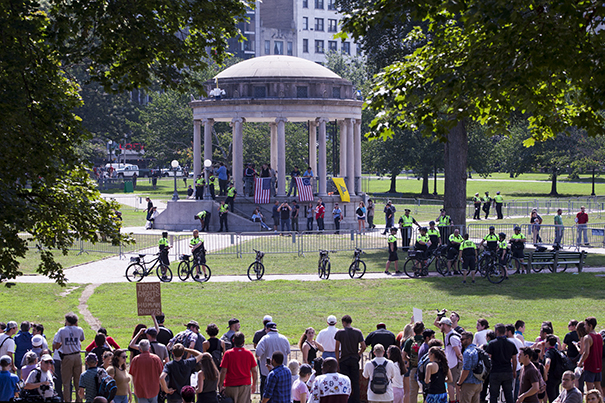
xmin=3 ymin=273 xmax=604 ymax=350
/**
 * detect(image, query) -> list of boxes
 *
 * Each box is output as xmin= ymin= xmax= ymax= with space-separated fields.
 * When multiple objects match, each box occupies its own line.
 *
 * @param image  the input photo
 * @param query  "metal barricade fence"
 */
xmin=518 ymin=223 xmax=605 ymax=248
xmin=467 ymin=223 xmax=521 ymax=242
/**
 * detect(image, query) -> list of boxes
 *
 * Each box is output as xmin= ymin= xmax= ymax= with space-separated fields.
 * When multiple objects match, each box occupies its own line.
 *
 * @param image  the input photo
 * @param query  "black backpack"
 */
xmin=95 ymin=368 xmax=117 ymax=401
xmin=472 ymin=348 xmax=492 ymax=382
xmin=370 ymin=361 xmax=390 ymax=394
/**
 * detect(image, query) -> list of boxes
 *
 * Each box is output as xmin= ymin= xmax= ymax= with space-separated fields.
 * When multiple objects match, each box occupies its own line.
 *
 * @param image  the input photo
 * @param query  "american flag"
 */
xmin=296 ymin=177 xmax=314 ymax=202
xmin=254 ymin=177 xmax=271 ymax=204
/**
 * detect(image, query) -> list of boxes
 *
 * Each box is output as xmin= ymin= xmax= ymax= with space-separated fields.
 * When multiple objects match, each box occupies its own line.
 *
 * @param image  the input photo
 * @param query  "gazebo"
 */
xmin=190 ymin=55 xmax=364 ymax=198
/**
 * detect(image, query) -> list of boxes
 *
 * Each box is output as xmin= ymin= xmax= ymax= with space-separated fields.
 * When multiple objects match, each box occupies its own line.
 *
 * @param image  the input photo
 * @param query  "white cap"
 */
xmin=327 ymin=315 xmax=337 ymax=325
xmin=263 ymin=315 xmax=273 ymax=323
xmin=0 ymin=355 xmax=11 ymax=366
xmin=439 ymin=317 xmax=453 ymax=326
xmin=32 ymin=335 xmax=44 ymax=347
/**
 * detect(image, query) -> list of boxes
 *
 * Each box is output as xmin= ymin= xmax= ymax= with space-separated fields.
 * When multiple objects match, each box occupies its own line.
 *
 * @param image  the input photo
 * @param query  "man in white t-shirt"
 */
xmin=506 ymin=324 xmax=524 ymax=402
xmin=474 ymin=319 xmax=490 ymax=347
xmin=53 ymin=313 xmax=85 ymax=403
xmin=362 ymin=344 xmax=397 ymax=403
xmin=316 ymin=315 xmax=339 ymax=359
xmin=440 ymin=317 xmax=463 ymax=403
xmin=0 ymin=322 xmax=18 ymax=373
xmin=23 ymin=354 xmax=57 ymax=399
xmin=309 ymin=357 xmax=351 ymax=403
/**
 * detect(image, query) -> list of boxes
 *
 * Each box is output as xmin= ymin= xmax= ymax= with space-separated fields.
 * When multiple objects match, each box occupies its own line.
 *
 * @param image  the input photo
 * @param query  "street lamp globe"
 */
xmin=171 ymin=160 xmax=180 ymax=201
xmin=171 ymin=160 xmax=179 ymax=169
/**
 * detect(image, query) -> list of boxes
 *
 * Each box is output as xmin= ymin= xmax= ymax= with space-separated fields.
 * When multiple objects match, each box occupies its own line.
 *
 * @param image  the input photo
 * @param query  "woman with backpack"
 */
xmin=387 ymin=346 xmax=407 ymax=403
xmin=107 ymin=349 xmax=131 ymax=403
xmin=195 ymin=353 xmax=219 ymax=403
xmin=424 ymin=347 xmax=453 ymax=403
xmin=203 ymin=323 xmax=225 ymax=370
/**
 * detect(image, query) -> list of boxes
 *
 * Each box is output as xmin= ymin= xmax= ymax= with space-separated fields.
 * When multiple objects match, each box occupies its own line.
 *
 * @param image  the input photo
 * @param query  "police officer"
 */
xmin=189 ymin=230 xmax=208 ymax=278
xmin=195 ymin=175 xmax=204 ymax=200
xmin=225 ymin=182 xmax=237 ymax=213
xmin=459 ymin=233 xmax=478 ymax=284
xmin=218 ymin=200 xmax=229 ymax=232
xmin=448 ymin=229 xmax=464 ymax=275
xmin=414 ymin=227 xmax=430 ymax=270
xmin=483 ymin=191 xmax=492 ymax=219
xmin=473 ymin=193 xmax=482 ymax=220
xmin=427 ymin=221 xmax=441 ymax=254
xmin=398 ymin=209 xmax=421 ymax=250
xmin=479 ymin=226 xmax=499 ymax=252
xmin=497 ymin=232 xmax=509 ymax=266
xmin=436 ymin=209 xmax=452 ymax=242
xmin=385 ymin=227 xmax=401 ymax=275
xmin=494 ymin=191 xmax=504 ymax=219
xmin=510 ymin=226 xmax=526 ymax=273
xmin=158 ymin=232 xmax=171 ymax=280
xmin=208 ymin=174 xmax=216 ymax=200
xmin=194 ymin=210 xmax=211 ymax=232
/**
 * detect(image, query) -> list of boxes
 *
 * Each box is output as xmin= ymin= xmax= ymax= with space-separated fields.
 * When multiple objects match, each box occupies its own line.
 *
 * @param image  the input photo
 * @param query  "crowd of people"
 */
xmin=1 ymin=311 xmax=604 ymax=403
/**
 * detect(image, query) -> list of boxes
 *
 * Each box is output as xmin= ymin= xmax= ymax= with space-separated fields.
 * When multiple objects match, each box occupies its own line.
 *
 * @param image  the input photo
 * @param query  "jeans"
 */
xmin=554 ymin=227 xmax=564 ymax=245
xmin=513 ymin=369 xmax=521 ymax=402
xmin=292 ymin=217 xmax=299 ymax=232
xmin=287 ymin=179 xmax=297 ymax=196
xmin=307 ymin=217 xmax=313 ymax=230
xmin=317 ymin=217 xmax=324 ymax=230
xmin=113 ymin=396 xmax=128 ymax=403
xmin=334 ymin=218 xmax=341 ymax=233
xmin=577 ymin=224 xmax=588 ymax=244
xmin=281 ymin=219 xmax=291 ymax=232
xmin=339 ymin=356 xmax=360 ymax=403
xmin=138 ymin=397 xmax=158 ymax=403
xmin=244 ymin=177 xmax=254 ymax=196
xmin=489 ymin=371 xmax=514 ymax=403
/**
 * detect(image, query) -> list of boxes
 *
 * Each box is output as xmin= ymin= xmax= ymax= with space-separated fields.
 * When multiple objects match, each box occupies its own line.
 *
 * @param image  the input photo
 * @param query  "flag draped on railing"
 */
xmin=254 ymin=177 xmax=271 ymax=204
xmin=295 ymin=177 xmax=314 ymax=201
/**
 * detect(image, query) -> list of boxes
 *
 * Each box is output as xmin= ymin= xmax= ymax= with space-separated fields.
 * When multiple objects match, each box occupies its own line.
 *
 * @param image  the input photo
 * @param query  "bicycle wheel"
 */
xmin=247 ymin=262 xmax=265 ymax=281
xmin=157 ymin=265 xmax=173 ymax=282
xmin=435 ymin=256 xmax=449 ymax=276
xmin=348 ymin=260 xmax=366 ymax=279
xmin=556 ymin=264 xmax=568 ymax=273
xmin=177 ymin=261 xmax=190 ymax=281
xmin=532 ymin=258 xmax=552 ymax=273
xmin=487 ymin=263 xmax=507 ymax=284
xmin=403 ymin=258 xmax=421 ymax=278
xmin=319 ymin=260 xmax=330 ymax=280
xmin=192 ymin=264 xmax=211 ymax=282
xmin=125 ymin=263 xmax=145 ymax=282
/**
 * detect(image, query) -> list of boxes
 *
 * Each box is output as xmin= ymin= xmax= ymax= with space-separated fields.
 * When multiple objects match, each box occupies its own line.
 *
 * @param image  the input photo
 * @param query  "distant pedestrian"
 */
xmin=315 ymin=200 xmax=325 ymax=231
xmin=306 ymin=203 xmax=314 ymax=231
xmin=218 ymin=332 xmax=257 ymax=403
xmin=217 ymin=162 xmax=229 ymax=196
xmin=483 ymin=192 xmax=492 ymax=219
xmin=225 ymin=182 xmax=237 ymax=213
xmin=554 ymin=209 xmax=564 ymax=248
xmin=367 ymin=199 xmax=375 ymax=229
xmin=383 ymin=201 xmax=395 ymax=235
xmin=494 ymin=192 xmax=504 ymax=219
xmin=219 ymin=201 xmax=229 ymax=232
xmin=291 ymin=200 xmax=300 ymax=232
xmin=332 ymin=203 xmax=343 ymax=234
xmin=437 ymin=209 xmax=453 ymax=244
xmin=196 ymin=176 xmax=204 ymax=200
xmin=334 ymin=315 xmax=366 ymax=403
xmin=398 ymin=209 xmax=420 ymax=250
xmin=472 ymin=193 xmax=482 ymax=220
xmin=356 ymin=202 xmax=366 ymax=233
xmin=261 ymin=351 xmax=292 ymax=403
xmin=385 ymin=228 xmax=400 ymax=275
xmin=316 ymin=316 xmax=339 ymax=360
xmin=278 ymin=202 xmax=292 ymax=232
xmin=530 ymin=210 xmax=542 ymax=244
xmin=575 ymin=206 xmax=589 ymax=246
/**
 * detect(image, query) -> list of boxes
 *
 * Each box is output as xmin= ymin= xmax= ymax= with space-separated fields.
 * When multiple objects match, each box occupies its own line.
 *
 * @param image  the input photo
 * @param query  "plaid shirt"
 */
xmin=263 ymin=365 xmax=292 ymax=403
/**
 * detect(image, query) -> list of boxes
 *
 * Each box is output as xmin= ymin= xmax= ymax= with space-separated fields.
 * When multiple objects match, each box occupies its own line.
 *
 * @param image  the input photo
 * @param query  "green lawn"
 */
xmin=3 ymin=273 xmax=604 ymax=350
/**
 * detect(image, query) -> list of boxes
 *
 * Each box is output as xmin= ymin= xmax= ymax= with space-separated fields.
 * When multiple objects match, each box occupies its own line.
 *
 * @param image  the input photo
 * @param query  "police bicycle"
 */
xmin=177 ymin=253 xmax=211 ymax=282
xmin=126 ymin=253 xmax=173 ymax=282
xmin=348 ymin=248 xmax=366 ymax=279
xmin=318 ymin=250 xmax=334 ymax=280
xmin=475 ymin=248 xmax=507 ymax=284
xmin=403 ymin=246 xmax=448 ymax=278
xmin=247 ymin=249 xmax=265 ymax=281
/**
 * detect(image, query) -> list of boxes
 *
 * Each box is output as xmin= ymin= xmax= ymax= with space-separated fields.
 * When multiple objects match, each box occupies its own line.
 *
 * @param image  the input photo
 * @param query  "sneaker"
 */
xmin=162 ymin=275 xmax=168 ymax=281
xmin=385 ymin=271 xmax=391 ymax=275
xmin=462 ymin=280 xmax=466 ymax=284
xmin=395 ymin=271 xmax=402 ymax=275
xmin=471 ymin=280 xmax=475 ymax=284
xmin=194 ymin=274 xmax=200 ymax=279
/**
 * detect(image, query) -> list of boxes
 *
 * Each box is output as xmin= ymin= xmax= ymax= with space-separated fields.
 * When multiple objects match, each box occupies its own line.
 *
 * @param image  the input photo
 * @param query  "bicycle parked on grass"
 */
xmin=177 ymin=253 xmax=211 ymax=282
xmin=247 ymin=249 xmax=265 ymax=281
xmin=403 ymin=246 xmax=448 ymax=278
xmin=126 ymin=253 xmax=173 ymax=282
xmin=318 ymin=250 xmax=334 ymax=280
xmin=348 ymin=248 xmax=366 ymax=279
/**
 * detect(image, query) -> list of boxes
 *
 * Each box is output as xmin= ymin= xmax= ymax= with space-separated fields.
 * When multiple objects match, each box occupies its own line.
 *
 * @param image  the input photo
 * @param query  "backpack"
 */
xmin=95 ymin=368 xmax=117 ymax=401
xmin=416 ymin=353 xmax=430 ymax=387
xmin=168 ymin=330 xmax=193 ymax=351
xmin=408 ymin=340 xmax=422 ymax=368
xmin=370 ymin=360 xmax=390 ymax=394
xmin=356 ymin=207 xmax=363 ymax=217
xmin=553 ymin=349 xmax=575 ymax=374
xmin=472 ymin=347 xmax=492 ymax=382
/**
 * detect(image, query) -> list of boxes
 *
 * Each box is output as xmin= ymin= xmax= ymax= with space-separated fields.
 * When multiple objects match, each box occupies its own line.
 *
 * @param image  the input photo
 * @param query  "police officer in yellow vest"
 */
xmin=494 ymin=191 xmax=504 ymax=219
xmin=218 ymin=200 xmax=229 ymax=232
xmin=398 ymin=209 xmax=421 ymax=250
xmin=479 ymin=226 xmax=499 ymax=252
xmin=208 ymin=175 xmax=216 ymax=200
xmin=510 ymin=226 xmax=526 ymax=273
xmin=436 ymin=209 xmax=452 ymax=242
xmin=473 ymin=193 xmax=482 ymax=220
xmin=482 ymin=191 xmax=492 ymax=219
xmin=447 ymin=229 xmax=464 ymax=275
xmin=194 ymin=210 xmax=211 ymax=232
xmin=414 ymin=227 xmax=430 ymax=271
xmin=158 ymin=232 xmax=171 ymax=280
xmin=385 ymin=227 xmax=401 ymax=275
xmin=189 ymin=229 xmax=208 ymax=278
xmin=427 ymin=221 xmax=441 ymax=254
xmin=225 ymin=182 xmax=237 ymax=213
xmin=195 ymin=176 xmax=205 ymax=200
xmin=459 ymin=233 xmax=478 ymax=284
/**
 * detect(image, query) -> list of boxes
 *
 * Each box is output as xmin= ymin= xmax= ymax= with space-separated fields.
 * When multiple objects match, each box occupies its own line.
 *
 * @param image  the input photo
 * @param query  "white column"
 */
xmin=276 ymin=117 xmax=287 ymax=197
xmin=193 ymin=120 xmax=202 ymax=178
xmin=308 ymin=120 xmax=317 ymax=175
xmin=232 ymin=117 xmax=244 ymax=196
xmin=203 ymin=118 xmax=214 ymax=183
xmin=317 ymin=118 xmax=328 ymax=197
xmin=346 ymin=118 xmax=355 ymax=195
xmin=339 ymin=120 xmax=347 ymax=178
xmin=270 ymin=122 xmax=278 ymax=171
xmin=353 ymin=119 xmax=362 ymax=195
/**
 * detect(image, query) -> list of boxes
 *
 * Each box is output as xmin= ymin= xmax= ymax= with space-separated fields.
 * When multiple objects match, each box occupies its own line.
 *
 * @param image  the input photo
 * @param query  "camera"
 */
xmin=436 ymin=309 xmax=448 ymax=319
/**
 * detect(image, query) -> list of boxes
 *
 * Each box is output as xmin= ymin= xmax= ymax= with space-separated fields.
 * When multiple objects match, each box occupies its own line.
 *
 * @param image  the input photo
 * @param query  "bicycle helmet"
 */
xmin=489 ymin=226 xmax=495 ymax=230
xmin=420 ymin=227 xmax=428 ymax=232
xmin=514 ymin=226 xmax=521 ymax=231
xmin=499 ymin=232 xmax=506 ymax=239
xmin=429 ymin=221 xmax=435 ymax=226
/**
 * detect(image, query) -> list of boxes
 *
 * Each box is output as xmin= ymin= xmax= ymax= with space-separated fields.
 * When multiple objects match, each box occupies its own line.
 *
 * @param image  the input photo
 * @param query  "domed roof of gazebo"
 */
xmin=215 ymin=56 xmax=342 ymax=80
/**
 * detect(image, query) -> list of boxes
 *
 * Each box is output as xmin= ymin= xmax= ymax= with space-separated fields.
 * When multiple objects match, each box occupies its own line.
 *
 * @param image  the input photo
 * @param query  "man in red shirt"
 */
xmin=578 ymin=317 xmax=603 ymax=395
xmin=130 ymin=339 xmax=164 ymax=403
xmin=575 ymin=206 xmax=589 ymax=246
xmin=219 ymin=332 xmax=258 ymax=403
xmin=315 ymin=199 xmax=325 ymax=231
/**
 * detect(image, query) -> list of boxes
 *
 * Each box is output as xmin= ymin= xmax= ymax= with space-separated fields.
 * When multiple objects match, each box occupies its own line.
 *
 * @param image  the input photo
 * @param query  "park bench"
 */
xmin=523 ymin=250 xmax=588 ymax=273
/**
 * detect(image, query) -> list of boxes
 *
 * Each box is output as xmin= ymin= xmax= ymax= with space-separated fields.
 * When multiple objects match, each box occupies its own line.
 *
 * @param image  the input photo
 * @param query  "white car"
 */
xmin=161 ymin=167 xmax=185 ymax=177
xmin=116 ymin=164 xmax=140 ymax=178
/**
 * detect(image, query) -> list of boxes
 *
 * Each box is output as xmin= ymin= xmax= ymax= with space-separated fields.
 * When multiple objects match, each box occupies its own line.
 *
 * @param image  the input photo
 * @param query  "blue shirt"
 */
xmin=79 ymin=367 xmax=103 ymax=403
xmin=333 ymin=208 xmax=342 ymax=220
xmin=217 ymin=165 xmax=228 ymax=180
xmin=14 ymin=330 xmax=32 ymax=368
xmin=461 ymin=344 xmax=482 ymax=384
xmin=263 ymin=365 xmax=292 ymax=403
xmin=0 ymin=370 xmax=19 ymax=401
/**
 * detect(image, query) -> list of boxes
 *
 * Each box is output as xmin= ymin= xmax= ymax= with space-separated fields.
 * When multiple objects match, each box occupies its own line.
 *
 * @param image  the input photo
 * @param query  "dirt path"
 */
xmin=78 ymin=284 xmax=102 ymax=331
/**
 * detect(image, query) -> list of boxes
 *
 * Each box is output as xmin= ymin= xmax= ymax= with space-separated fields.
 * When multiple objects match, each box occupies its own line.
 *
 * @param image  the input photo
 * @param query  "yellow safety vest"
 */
xmin=495 ymin=195 xmax=503 ymax=203
xmin=438 ymin=216 xmax=451 ymax=226
xmin=400 ymin=215 xmax=414 ymax=227
xmin=227 ymin=187 xmax=236 ymax=197
xmin=220 ymin=204 xmax=229 ymax=213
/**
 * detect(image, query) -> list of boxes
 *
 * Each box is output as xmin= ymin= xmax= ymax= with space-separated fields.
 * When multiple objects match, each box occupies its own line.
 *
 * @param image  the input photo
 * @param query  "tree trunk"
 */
xmin=592 ymin=167 xmax=596 ymax=196
xmin=444 ymin=120 xmax=468 ymax=228
xmin=389 ymin=172 xmax=398 ymax=193
xmin=433 ymin=163 xmax=438 ymax=195
xmin=550 ymin=167 xmax=559 ymax=196
xmin=421 ymin=171 xmax=430 ymax=196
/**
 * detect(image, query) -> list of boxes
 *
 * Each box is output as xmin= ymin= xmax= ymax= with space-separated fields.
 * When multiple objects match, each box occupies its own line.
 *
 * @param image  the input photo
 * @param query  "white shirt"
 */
xmin=474 ymin=329 xmax=489 ymax=346
xmin=316 ymin=325 xmax=338 ymax=352
xmin=507 ymin=337 xmax=523 ymax=371
xmin=362 ymin=357 xmax=397 ymax=402
xmin=0 ymin=334 xmax=15 ymax=357
xmin=309 ymin=372 xmax=352 ymax=403
xmin=53 ymin=325 xmax=85 ymax=354
xmin=391 ymin=362 xmax=404 ymax=389
xmin=25 ymin=367 xmax=55 ymax=398
xmin=256 ymin=330 xmax=291 ymax=376
xmin=444 ymin=331 xmax=462 ymax=369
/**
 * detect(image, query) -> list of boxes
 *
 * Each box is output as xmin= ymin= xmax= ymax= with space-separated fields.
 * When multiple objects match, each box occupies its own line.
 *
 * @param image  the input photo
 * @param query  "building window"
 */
xmin=303 ymin=17 xmax=308 ymax=30
xmin=287 ymin=41 xmax=293 ymax=55
xmin=315 ymin=18 xmax=324 ymax=32
xmin=315 ymin=0 xmax=324 ymax=9
xmin=254 ymin=86 xmax=266 ymax=98
xmin=265 ymin=40 xmax=271 ymax=55
xmin=328 ymin=0 xmax=335 ymax=10
xmin=328 ymin=19 xmax=337 ymax=32
xmin=243 ymin=35 xmax=255 ymax=51
xmin=356 ymin=44 xmax=361 ymax=56
xmin=297 ymin=86 xmax=308 ymax=98
xmin=303 ymin=0 xmax=308 ymax=8
xmin=274 ymin=41 xmax=283 ymax=55
xmin=342 ymin=41 xmax=350 ymax=55
xmin=328 ymin=41 xmax=337 ymax=52
xmin=315 ymin=40 xmax=324 ymax=53
xmin=303 ymin=39 xmax=309 ymax=53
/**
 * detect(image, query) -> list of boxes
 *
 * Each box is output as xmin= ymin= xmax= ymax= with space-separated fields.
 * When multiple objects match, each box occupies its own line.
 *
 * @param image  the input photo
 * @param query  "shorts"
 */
xmin=389 ymin=251 xmax=399 ymax=262
xmin=512 ymin=248 xmax=524 ymax=259
xmin=462 ymin=255 xmax=476 ymax=271
xmin=273 ymin=217 xmax=280 ymax=227
xmin=447 ymin=247 xmax=459 ymax=260
xmin=426 ymin=392 xmax=448 ymax=403
xmin=584 ymin=370 xmax=602 ymax=383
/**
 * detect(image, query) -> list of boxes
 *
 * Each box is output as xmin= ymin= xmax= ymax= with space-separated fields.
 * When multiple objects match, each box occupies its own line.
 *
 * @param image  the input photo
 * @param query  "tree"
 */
xmin=339 ymin=0 xmax=605 ymax=225
xmin=0 ymin=0 xmax=247 ymax=283
xmin=569 ymin=134 xmax=605 ymax=196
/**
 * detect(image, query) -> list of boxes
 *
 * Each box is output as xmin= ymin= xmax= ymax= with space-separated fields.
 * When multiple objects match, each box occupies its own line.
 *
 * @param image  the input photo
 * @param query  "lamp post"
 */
xmin=204 ymin=159 xmax=212 ymax=200
xmin=171 ymin=160 xmax=179 ymax=201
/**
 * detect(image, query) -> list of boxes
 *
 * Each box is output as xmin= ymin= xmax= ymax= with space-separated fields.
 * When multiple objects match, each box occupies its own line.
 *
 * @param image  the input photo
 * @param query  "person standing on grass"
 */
xmin=553 ymin=371 xmax=582 ymax=403
xmin=438 ymin=317 xmax=463 ymax=403
xmin=262 ymin=351 xmax=292 ymax=403
xmin=516 ymin=347 xmax=540 ymax=403
xmin=456 ymin=331 xmax=482 ymax=403
xmin=399 ymin=209 xmax=421 ymax=250
xmin=385 ymin=227 xmax=401 ymax=275
xmin=316 ymin=316 xmax=339 ymax=360
xmin=506 ymin=325 xmax=525 ymax=402
xmin=575 ymin=206 xmax=589 ymax=246
xmin=577 ymin=317 xmax=603 ymax=395
xmin=219 ymin=332 xmax=257 ymax=403
xmin=334 ymin=315 xmax=366 ymax=403
xmin=54 ymin=313 xmax=85 ymax=403
xmin=554 ymin=209 xmax=564 ymax=248
xmin=485 ymin=323 xmax=518 ymax=403
xmin=160 ymin=344 xmax=204 ymax=403
xmin=402 ymin=321 xmax=425 ymax=403
xmin=424 ymin=346 xmax=453 ymax=403
xmin=256 ymin=322 xmax=291 ymax=397
xmin=309 ymin=358 xmax=351 ymax=403
xmin=362 ymin=344 xmax=397 ymax=403
xmin=367 ymin=199 xmax=375 ymax=229
xmin=460 ymin=233 xmax=478 ymax=284
xmin=0 ymin=355 xmax=19 ymax=401
xmin=494 ymin=192 xmax=504 ymax=219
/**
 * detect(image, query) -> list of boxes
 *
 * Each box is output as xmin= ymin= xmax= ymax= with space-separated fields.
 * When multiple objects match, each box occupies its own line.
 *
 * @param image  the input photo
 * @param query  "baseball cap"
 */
xmin=228 ymin=318 xmax=240 ymax=327
xmin=186 ymin=320 xmax=200 ymax=328
xmin=86 ymin=353 xmax=98 ymax=363
xmin=327 ymin=315 xmax=337 ymax=325
xmin=263 ymin=315 xmax=273 ymax=323
xmin=32 ymin=335 xmax=44 ymax=347
xmin=266 ymin=322 xmax=277 ymax=330
xmin=0 ymin=355 xmax=11 ymax=366
xmin=439 ymin=317 xmax=453 ymax=326
xmin=40 ymin=354 xmax=54 ymax=363
xmin=145 ymin=328 xmax=158 ymax=337
xmin=5 ymin=321 xmax=17 ymax=331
